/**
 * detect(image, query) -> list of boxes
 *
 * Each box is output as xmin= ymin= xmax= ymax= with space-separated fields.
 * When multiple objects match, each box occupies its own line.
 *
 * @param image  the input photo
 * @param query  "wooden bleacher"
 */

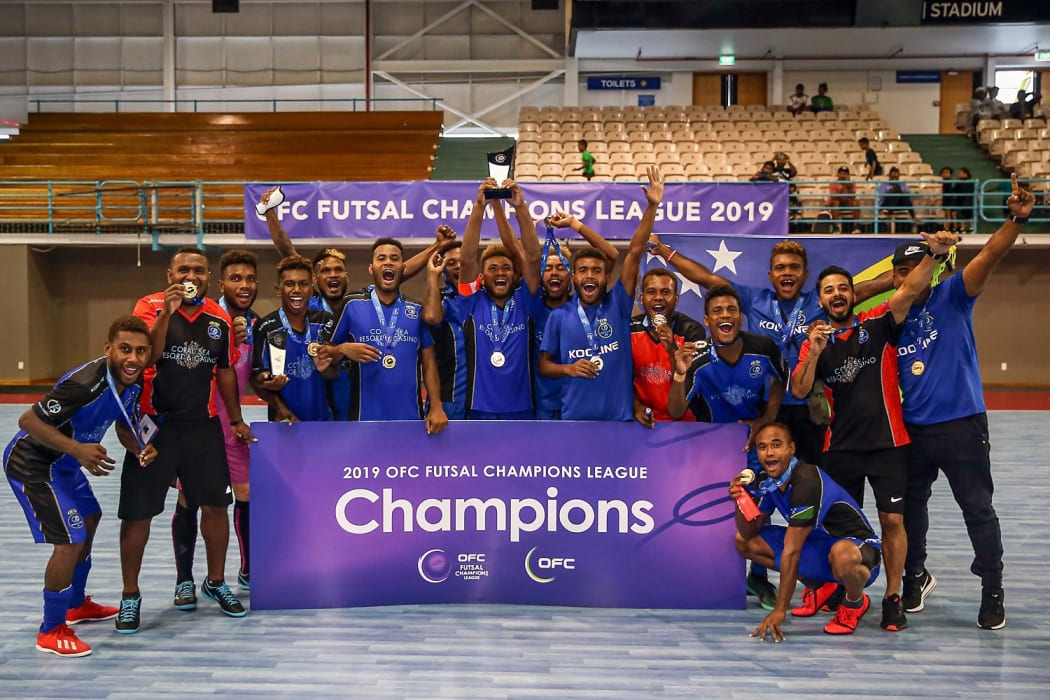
xmin=0 ymin=111 xmax=443 ymax=228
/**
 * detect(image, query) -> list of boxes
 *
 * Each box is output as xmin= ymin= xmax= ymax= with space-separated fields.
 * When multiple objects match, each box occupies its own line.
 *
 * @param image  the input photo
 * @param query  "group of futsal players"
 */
xmin=3 ymin=168 xmax=1034 ymax=655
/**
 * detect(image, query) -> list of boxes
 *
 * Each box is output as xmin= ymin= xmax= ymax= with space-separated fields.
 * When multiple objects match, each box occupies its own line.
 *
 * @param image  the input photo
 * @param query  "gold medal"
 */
xmin=382 ymin=354 xmax=397 ymax=369
xmin=307 ymin=342 xmax=320 ymax=357
xmin=911 ymin=360 xmax=925 ymax=376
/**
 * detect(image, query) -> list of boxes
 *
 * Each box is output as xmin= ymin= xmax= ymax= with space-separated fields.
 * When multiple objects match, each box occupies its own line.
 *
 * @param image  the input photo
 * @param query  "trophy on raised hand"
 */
xmin=485 ymin=146 xmax=516 ymax=200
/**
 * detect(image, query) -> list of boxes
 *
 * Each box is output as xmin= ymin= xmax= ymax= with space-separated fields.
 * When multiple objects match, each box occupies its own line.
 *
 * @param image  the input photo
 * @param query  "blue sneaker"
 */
xmin=174 ymin=580 xmax=196 ymax=611
xmin=746 ymin=571 xmax=778 ymax=612
xmin=115 ymin=595 xmax=141 ymax=634
xmin=200 ymin=580 xmax=247 ymax=618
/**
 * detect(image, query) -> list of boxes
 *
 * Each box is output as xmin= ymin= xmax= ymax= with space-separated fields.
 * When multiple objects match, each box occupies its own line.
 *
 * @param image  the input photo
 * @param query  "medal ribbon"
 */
xmin=369 ymin=286 xmax=403 ymax=353
xmin=575 ymin=297 xmax=607 ymax=363
xmin=827 ymin=318 xmax=860 ymax=344
xmin=773 ymin=295 xmax=805 ymax=352
xmin=105 ymin=367 xmax=145 ymax=451
xmin=218 ymin=297 xmax=254 ymax=346
xmin=488 ymin=296 xmax=518 ymax=357
xmin=757 ymin=456 xmax=799 ymax=495
xmin=278 ymin=308 xmax=315 ymax=347
xmin=539 ymin=223 xmax=571 ymax=280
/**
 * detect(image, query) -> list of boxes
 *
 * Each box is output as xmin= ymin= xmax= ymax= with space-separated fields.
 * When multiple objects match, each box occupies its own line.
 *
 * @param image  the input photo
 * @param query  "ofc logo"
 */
xmin=524 ymin=546 xmax=576 ymax=584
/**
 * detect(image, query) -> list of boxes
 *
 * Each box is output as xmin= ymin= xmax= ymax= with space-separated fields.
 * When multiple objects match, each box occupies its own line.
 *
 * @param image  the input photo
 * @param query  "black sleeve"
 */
xmin=32 ymin=363 xmax=99 ymax=429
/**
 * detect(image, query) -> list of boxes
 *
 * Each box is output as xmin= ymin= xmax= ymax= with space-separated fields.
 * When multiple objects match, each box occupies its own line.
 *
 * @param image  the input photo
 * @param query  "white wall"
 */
xmin=782 ymin=70 xmax=941 ymax=133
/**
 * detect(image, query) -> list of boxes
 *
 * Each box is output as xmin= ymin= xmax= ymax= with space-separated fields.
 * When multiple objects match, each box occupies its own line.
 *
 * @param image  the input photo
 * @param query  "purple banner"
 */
xmin=250 ymin=421 xmax=749 ymax=610
xmin=243 ymin=181 xmax=788 ymax=241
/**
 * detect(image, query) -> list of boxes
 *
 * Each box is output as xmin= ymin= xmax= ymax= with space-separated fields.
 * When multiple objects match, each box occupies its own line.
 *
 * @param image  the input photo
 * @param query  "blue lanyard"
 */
xmin=369 ymin=286 xmax=403 ymax=351
xmin=539 ymin=224 xmax=571 ymax=280
xmin=575 ymin=298 xmax=606 ymax=358
xmin=757 ymin=456 xmax=798 ymax=494
xmin=827 ymin=318 xmax=860 ymax=344
xmin=278 ymin=308 xmax=315 ymax=346
xmin=105 ymin=367 xmax=145 ymax=451
xmin=488 ymin=296 xmax=518 ymax=353
xmin=772 ymin=295 xmax=805 ymax=352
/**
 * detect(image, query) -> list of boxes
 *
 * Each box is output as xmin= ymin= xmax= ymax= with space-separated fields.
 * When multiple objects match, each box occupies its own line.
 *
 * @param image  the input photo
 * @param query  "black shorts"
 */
xmin=822 ymin=447 xmax=907 ymax=514
xmin=118 ymin=417 xmax=231 ymax=520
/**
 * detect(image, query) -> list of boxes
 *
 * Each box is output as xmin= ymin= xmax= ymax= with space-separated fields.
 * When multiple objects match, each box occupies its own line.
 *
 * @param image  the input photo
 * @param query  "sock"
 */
xmin=172 ymin=501 xmax=199 ymax=584
xmin=68 ymin=558 xmax=91 ymax=609
xmin=750 ymin=564 xmax=768 ymax=579
xmin=843 ymin=595 xmax=864 ymax=609
xmin=41 ymin=586 xmax=72 ymax=633
xmin=233 ymin=500 xmax=250 ymax=576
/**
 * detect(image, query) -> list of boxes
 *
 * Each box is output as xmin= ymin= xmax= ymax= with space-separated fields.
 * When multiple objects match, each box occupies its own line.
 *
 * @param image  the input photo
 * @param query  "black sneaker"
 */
xmin=115 ymin=595 xmax=141 ymax=635
xmin=174 ymin=580 xmax=197 ymax=611
xmin=237 ymin=570 xmax=250 ymax=591
xmin=880 ymin=593 xmax=908 ymax=631
xmin=978 ymin=587 xmax=1006 ymax=630
xmin=746 ymin=571 xmax=778 ymax=612
xmin=902 ymin=569 xmax=938 ymax=613
xmin=201 ymin=579 xmax=247 ymax=618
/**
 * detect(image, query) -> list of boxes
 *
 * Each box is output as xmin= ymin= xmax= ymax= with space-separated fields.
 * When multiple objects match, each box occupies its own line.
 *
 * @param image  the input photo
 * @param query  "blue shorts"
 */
xmin=759 ymin=524 xmax=881 ymax=587
xmin=7 ymin=468 xmax=100 ymax=545
xmin=442 ymin=400 xmax=467 ymax=421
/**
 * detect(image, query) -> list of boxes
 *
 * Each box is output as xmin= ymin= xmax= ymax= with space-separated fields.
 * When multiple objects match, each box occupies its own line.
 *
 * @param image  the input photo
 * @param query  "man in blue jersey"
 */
xmin=732 ymin=422 xmax=883 ymax=639
xmin=667 ymin=285 xmax=785 ymax=445
xmin=4 ymin=315 xmax=157 ymax=656
xmin=252 ymin=256 xmax=337 ymax=422
xmin=891 ymin=174 xmax=1034 ymax=630
xmin=321 ymin=238 xmax=447 ymax=433
xmin=423 ymin=231 xmax=469 ymax=420
xmin=426 ymin=179 xmax=543 ymax=419
xmin=539 ymin=166 xmax=663 ymax=421
xmin=532 ymin=212 xmax=620 ymax=419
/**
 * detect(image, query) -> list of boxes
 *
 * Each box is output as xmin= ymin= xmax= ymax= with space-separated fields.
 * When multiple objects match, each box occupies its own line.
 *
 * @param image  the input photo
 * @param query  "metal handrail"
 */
xmin=0 ymin=178 xmax=1046 ymax=247
xmin=29 ymin=97 xmax=442 ymax=113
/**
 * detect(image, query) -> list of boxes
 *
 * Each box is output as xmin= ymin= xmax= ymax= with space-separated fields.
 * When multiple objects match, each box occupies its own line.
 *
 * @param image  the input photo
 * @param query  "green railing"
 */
xmin=0 ymin=178 xmax=1046 ymax=248
xmin=28 ymin=97 xmax=442 ymax=113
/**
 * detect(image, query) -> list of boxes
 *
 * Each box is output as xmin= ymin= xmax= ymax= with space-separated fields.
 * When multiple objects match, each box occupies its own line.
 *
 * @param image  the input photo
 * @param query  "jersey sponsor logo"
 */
xmin=826 ymin=355 xmax=878 ymax=384
xmin=207 ymin=321 xmax=222 ymax=340
xmin=357 ymin=327 xmax=420 ymax=346
xmin=897 ymin=329 xmax=939 ymax=358
xmin=478 ymin=321 xmax=526 ymax=345
xmin=568 ymin=341 xmax=620 ymax=360
xmin=748 ymin=360 xmax=764 ymax=378
xmin=45 ymin=399 xmax=62 ymax=414
xmin=640 ymin=364 xmax=672 ymax=385
xmin=596 ymin=319 xmax=613 ymax=339
xmin=721 ymin=384 xmax=757 ymax=407
xmin=162 ymin=340 xmax=217 ymax=370
xmin=284 ymin=354 xmax=317 ymax=380
xmin=66 ymin=508 xmax=84 ymax=529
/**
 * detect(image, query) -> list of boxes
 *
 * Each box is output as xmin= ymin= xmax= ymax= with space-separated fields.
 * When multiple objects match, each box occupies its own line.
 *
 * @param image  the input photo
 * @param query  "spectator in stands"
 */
xmin=826 ymin=166 xmax=858 ymax=233
xmin=859 ymin=138 xmax=883 ymax=181
xmin=575 ymin=139 xmax=596 ymax=181
xmin=1008 ymin=89 xmax=1042 ymax=120
xmin=984 ymin=87 xmax=1008 ymax=119
xmin=787 ymin=84 xmax=809 ymax=116
xmin=876 ymin=167 xmax=918 ymax=231
xmin=940 ymin=166 xmax=957 ymax=230
xmin=955 ymin=167 xmax=976 ymax=233
xmin=811 ymin=83 xmax=834 ymax=113
xmin=771 ymin=152 xmax=798 ymax=181
xmin=750 ymin=161 xmax=778 ymax=182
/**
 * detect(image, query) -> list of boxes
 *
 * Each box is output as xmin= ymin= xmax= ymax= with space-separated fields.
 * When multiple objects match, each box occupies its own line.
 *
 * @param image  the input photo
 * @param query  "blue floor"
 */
xmin=0 ymin=406 xmax=1047 ymax=698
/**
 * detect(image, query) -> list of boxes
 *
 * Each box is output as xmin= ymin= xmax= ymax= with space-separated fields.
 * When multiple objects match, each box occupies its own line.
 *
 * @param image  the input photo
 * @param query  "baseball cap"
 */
xmin=892 ymin=241 xmax=928 ymax=265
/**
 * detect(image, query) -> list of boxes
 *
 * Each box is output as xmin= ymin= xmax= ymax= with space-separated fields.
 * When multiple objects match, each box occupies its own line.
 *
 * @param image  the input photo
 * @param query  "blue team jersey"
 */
xmin=252 ymin=309 xmax=335 ymax=422
xmin=893 ymin=273 xmax=985 ymax=425
xmin=4 ymin=357 xmax=142 ymax=482
xmin=753 ymin=460 xmax=876 ymax=541
xmin=541 ymin=280 xmax=634 ymax=421
xmin=684 ymin=332 xmax=786 ymax=423
xmin=331 ymin=289 xmax=433 ymax=421
xmin=736 ymin=285 xmax=825 ymax=407
xmin=446 ymin=283 xmax=540 ymax=415
xmin=533 ymin=299 xmax=566 ymax=417
xmin=429 ymin=283 xmax=468 ymax=408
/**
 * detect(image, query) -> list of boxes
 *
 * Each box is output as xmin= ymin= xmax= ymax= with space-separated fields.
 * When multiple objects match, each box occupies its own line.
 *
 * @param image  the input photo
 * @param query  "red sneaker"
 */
xmin=36 ymin=623 xmax=93 ymax=657
xmin=824 ymin=594 xmax=871 ymax=635
xmin=791 ymin=581 xmax=840 ymax=617
xmin=66 ymin=596 xmax=119 ymax=625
